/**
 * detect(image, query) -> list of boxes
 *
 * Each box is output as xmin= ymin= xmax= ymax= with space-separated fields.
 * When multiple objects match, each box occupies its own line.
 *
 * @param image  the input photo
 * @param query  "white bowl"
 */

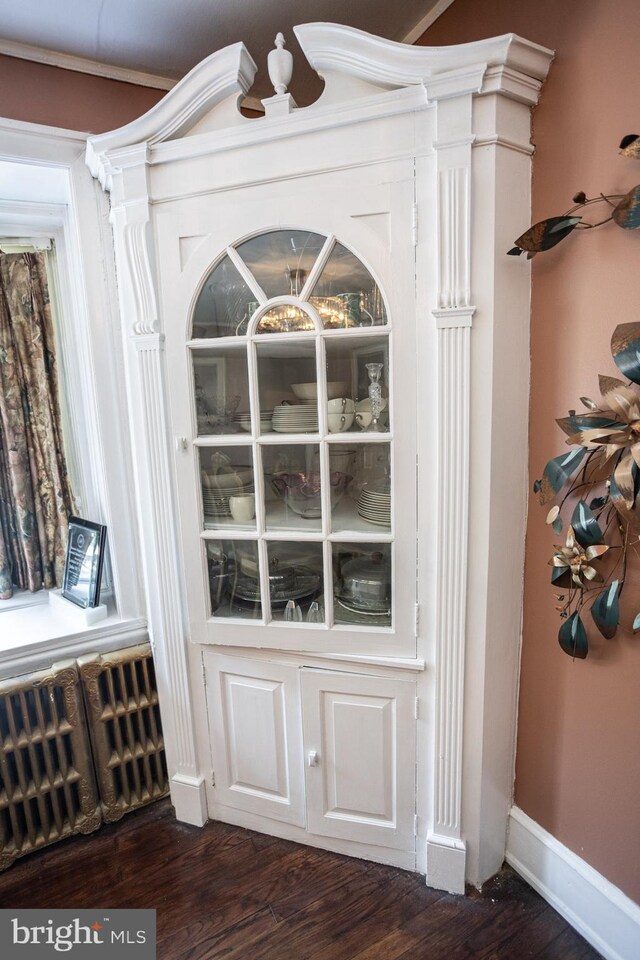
xmin=327 ymin=397 xmax=355 ymax=414
xmin=292 ymin=381 xmax=347 ymax=401
xmin=328 ymin=412 xmax=355 ymax=433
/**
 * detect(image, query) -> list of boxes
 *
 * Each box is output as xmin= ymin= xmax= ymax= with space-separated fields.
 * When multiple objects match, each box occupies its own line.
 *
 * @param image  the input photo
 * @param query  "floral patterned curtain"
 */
xmin=0 ymin=251 xmax=75 ymax=600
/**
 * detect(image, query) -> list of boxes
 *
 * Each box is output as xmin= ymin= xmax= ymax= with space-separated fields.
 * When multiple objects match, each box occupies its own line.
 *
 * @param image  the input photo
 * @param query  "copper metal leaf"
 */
xmin=611 ymin=322 xmax=640 ymax=385
xmin=546 ymin=505 xmax=560 ymax=525
xmin=591 ymin=580 xmax=620 ymax=639
xmin=609 ymin=465 xmax=640 ymax=530
xmin=619 ymin=134 xmax=640 ymax=158
xmin=556 ymin=413 xmax=621 ymax=437
xmin=612 ymin=185 xmax=640 ymax=229
xmin=580 ymin=396 xmax=598 ymax=410
xmin=613 ymin=450 xmax=636 ymax=508
xmin=598 ymin=374 xmax=627 ymax=396
xmin=511 ymin=216 xmax=581 ymax=255
xmin=539 ymin=447 xmax=587 ymax=504
xmin=571 ymin=500 xmax=604 ymax=547
xmin=558 ymin=611 xmax=588 ymax=659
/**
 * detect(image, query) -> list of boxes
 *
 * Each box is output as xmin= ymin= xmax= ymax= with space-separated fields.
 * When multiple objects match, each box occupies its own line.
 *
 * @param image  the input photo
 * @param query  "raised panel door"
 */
xmin=301 ymin=668 xmax=416 ymax=853
xmin=204 ymin=652 xmax=305 ymax=826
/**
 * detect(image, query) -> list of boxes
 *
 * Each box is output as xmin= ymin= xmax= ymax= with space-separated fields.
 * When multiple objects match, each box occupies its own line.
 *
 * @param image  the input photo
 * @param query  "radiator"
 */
xmin=78 ymin=644 xmax=169 ymax=822
xmin=0 ymin=661 xmax=101 ymax=870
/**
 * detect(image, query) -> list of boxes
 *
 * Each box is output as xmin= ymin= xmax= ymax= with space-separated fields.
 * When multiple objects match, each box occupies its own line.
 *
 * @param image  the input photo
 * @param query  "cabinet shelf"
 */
xmin=200 ymin=499 xmax=391 ymax=538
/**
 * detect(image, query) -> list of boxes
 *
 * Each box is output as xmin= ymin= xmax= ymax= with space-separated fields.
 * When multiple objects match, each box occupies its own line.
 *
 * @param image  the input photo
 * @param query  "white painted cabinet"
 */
xmin=88 ymin=23 xmax=552 ymax=889
xmin=205 ymin=652 xmax=415 ymax=858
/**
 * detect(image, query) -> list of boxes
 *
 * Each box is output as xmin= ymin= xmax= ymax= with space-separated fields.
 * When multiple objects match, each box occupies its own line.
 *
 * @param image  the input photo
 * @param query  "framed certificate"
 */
xmin=62 ymin=517 xmax=107 ymax=609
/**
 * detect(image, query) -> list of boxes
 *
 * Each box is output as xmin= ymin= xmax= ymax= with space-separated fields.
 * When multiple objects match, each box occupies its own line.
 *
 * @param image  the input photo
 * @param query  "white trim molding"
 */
xmin=402 ymin=0 xmax=459 ymax=45
xmin=0 ymin=37 xmax=175 ymax=91
xmin=426 ymin=71 xmax=476 ymax=893
xmin=507 ymin=807 xmax=640 ymax=960
xmin=87 ymin=43 xmax=257 ymax=190
xmin=294 ymin=23 xmax=553 ymax=90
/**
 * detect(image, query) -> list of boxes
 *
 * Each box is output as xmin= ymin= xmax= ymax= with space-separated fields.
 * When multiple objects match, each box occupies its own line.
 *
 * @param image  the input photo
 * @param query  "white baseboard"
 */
xmin=170 ymin=773 xmax=208 ymax=826
xmin=425 ymin=832 xmax=466 ymax=894
xmin=506 ymin=806 xmax=640 ymax=960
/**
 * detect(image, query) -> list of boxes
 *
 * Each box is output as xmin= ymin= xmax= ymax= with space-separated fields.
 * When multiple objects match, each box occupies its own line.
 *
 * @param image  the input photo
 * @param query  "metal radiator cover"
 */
xmin=0 ymin=660 xmax=101 ymax=870
xmin=78 ymin=644 xmax=169 ymax=822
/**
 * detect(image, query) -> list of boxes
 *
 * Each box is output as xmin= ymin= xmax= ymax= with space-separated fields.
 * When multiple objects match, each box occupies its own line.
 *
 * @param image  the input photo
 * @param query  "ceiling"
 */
xmin=0 ymin=0 xmax=447 ymax=105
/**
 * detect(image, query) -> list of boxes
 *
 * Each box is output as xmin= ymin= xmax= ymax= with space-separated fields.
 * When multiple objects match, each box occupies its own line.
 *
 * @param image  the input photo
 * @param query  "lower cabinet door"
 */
xmin=205 ymin=652 xmax=305 ymax=827
xmin=301 ymin=669 xmax=416 ymax=852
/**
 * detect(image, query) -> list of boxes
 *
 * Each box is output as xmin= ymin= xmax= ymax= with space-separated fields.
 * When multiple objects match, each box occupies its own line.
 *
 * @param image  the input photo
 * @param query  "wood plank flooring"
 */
xmin=0 ymin=800 xmax=602 ymax=960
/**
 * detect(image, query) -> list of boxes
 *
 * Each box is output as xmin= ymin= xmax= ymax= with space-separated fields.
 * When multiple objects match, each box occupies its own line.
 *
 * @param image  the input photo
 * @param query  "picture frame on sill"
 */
xmin=62 ymin=516 xmax=107 ymax=609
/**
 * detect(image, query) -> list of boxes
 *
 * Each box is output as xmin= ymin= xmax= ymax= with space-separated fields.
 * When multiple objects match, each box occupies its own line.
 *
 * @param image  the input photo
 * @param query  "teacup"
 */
xmin=229 ymin=494 xmax=255 ymax=522
xmin=355 ymin=397 xmax=388 ymax=430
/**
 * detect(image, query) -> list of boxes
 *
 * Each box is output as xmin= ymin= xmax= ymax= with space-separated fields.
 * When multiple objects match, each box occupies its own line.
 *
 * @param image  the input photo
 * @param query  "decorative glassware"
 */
xmin=306 ymin=600 xmax=324 ymax=623
xmin=284 ymin=599 xmax=303 ymax=621
xmin=365 ymin=362 xmax=384 ymax=432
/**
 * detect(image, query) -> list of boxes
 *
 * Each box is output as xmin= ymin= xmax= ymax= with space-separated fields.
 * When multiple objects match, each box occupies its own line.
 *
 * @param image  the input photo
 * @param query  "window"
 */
xmin=0 ymin=130 xmax=145 ymax=659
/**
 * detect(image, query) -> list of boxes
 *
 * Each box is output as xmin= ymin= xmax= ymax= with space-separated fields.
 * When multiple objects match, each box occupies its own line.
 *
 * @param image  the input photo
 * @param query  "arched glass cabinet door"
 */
xmin=186 ymin=227 xmax=410 ymax=653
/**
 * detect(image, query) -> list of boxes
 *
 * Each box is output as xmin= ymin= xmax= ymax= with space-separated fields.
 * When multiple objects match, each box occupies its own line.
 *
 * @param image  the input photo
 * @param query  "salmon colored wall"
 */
xmin=0 ymin=54 xmax=164 ymax=133
xmin=421 ymin=0 xmax=640 ymax=903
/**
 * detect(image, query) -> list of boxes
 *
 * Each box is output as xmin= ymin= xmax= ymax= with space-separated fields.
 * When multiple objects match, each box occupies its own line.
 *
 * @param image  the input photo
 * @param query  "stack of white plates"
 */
xmin=202 ymin=467 xmax=253 ymax=519
xmin=202 ymin=491 xmax=233 ymax=517
xmin=233 ymin=413 xmax=273 ymax=433
xmin=357 ymin=481 xmax=391 ymax=526
xmin=272 ymin=404 xmax=319 ymax=433
xmin=334 ymin=597 xmax=391 ymax=626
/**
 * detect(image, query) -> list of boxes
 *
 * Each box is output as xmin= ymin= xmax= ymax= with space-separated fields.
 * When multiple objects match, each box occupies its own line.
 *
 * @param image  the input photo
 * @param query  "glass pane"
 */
xmin=262 ymin=443 xmax=322 ymax=532
xmin=199 ymin=447 xmax=255 ymax=530
xmin=193 ymin=345 xmax=249 ymax=435
xmin=325 ymin=335 xmax=390 ymax=433
xmin=192 ymin=255 xmax=258 ymax=338
xmin=309 ymin=242 xmax=387 ymax=328
xmin=266 ymin=541 xmax=324 ymax=623
xmin=206 ymin=540 xmax=262 ymax=619
xmin=332 ymin=542 xmax=392 ymax=627
xmin=256 ymin=304 xmax=315 ymax=334
xmin=330 ymin=443 xmax=390 ymax=533
xmin=236 ymin=230 xmax=326 ymax=300
xmin=256 ymin=339 xmax=318 ymax=434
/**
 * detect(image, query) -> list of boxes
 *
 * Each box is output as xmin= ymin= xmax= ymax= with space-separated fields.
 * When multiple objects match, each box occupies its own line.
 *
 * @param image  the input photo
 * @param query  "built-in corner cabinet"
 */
xmin=87 ymin=25 xmax=553 ymax=888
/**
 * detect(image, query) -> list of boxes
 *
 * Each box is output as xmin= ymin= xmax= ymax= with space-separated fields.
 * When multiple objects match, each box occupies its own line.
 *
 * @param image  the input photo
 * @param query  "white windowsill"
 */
xmin=0 ymin=590 xmax=148 ymax=679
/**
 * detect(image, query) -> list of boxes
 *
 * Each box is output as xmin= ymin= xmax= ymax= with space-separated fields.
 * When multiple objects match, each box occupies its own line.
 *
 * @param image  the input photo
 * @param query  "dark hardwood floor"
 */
xmin=0 ymin=800 xmax=602 ymax=959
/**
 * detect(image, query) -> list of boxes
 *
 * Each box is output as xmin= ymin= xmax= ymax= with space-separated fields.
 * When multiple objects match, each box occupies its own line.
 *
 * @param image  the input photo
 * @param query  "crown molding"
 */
xmin=402 ymin=0 xmax=458 ymax=45
xmin=86 ymin=42 xmax=257 ymax=190
xmin=294 ymin=23 xmax=553 ymax=89
xmin=0 ymin=37 xmax=176 ymax=90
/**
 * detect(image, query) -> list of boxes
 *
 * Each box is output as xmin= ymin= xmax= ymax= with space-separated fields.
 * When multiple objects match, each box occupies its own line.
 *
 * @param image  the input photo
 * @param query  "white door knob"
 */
xmin=307 ymin=750 xmax=319 ymax=767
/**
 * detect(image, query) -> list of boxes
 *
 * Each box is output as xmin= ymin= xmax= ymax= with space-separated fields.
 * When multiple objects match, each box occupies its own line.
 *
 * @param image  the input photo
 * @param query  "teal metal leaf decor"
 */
xmin=537 ymin=322 xmax=640 ymax=659
xmin=591 ymin=581 xmax=620 ymax=639
xmin=558 ymin=612 xmax=588 ymax=659
xmin=571 ymin=501 xmax=604 ymax=547
xmin=538 ymin=448 xmax=586 ymax=504
xmin=508 ymin=136 xmax=640 ymax=257
xmin=611 ymin=322 xmax=640 ymax=385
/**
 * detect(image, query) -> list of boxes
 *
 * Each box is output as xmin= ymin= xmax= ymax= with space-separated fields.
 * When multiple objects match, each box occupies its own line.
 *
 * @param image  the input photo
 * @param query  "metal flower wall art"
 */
xmin=508 ymin=135 xmax=640 ymax=257
xmin=534 ymin=323 xmax=640 ymax=658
